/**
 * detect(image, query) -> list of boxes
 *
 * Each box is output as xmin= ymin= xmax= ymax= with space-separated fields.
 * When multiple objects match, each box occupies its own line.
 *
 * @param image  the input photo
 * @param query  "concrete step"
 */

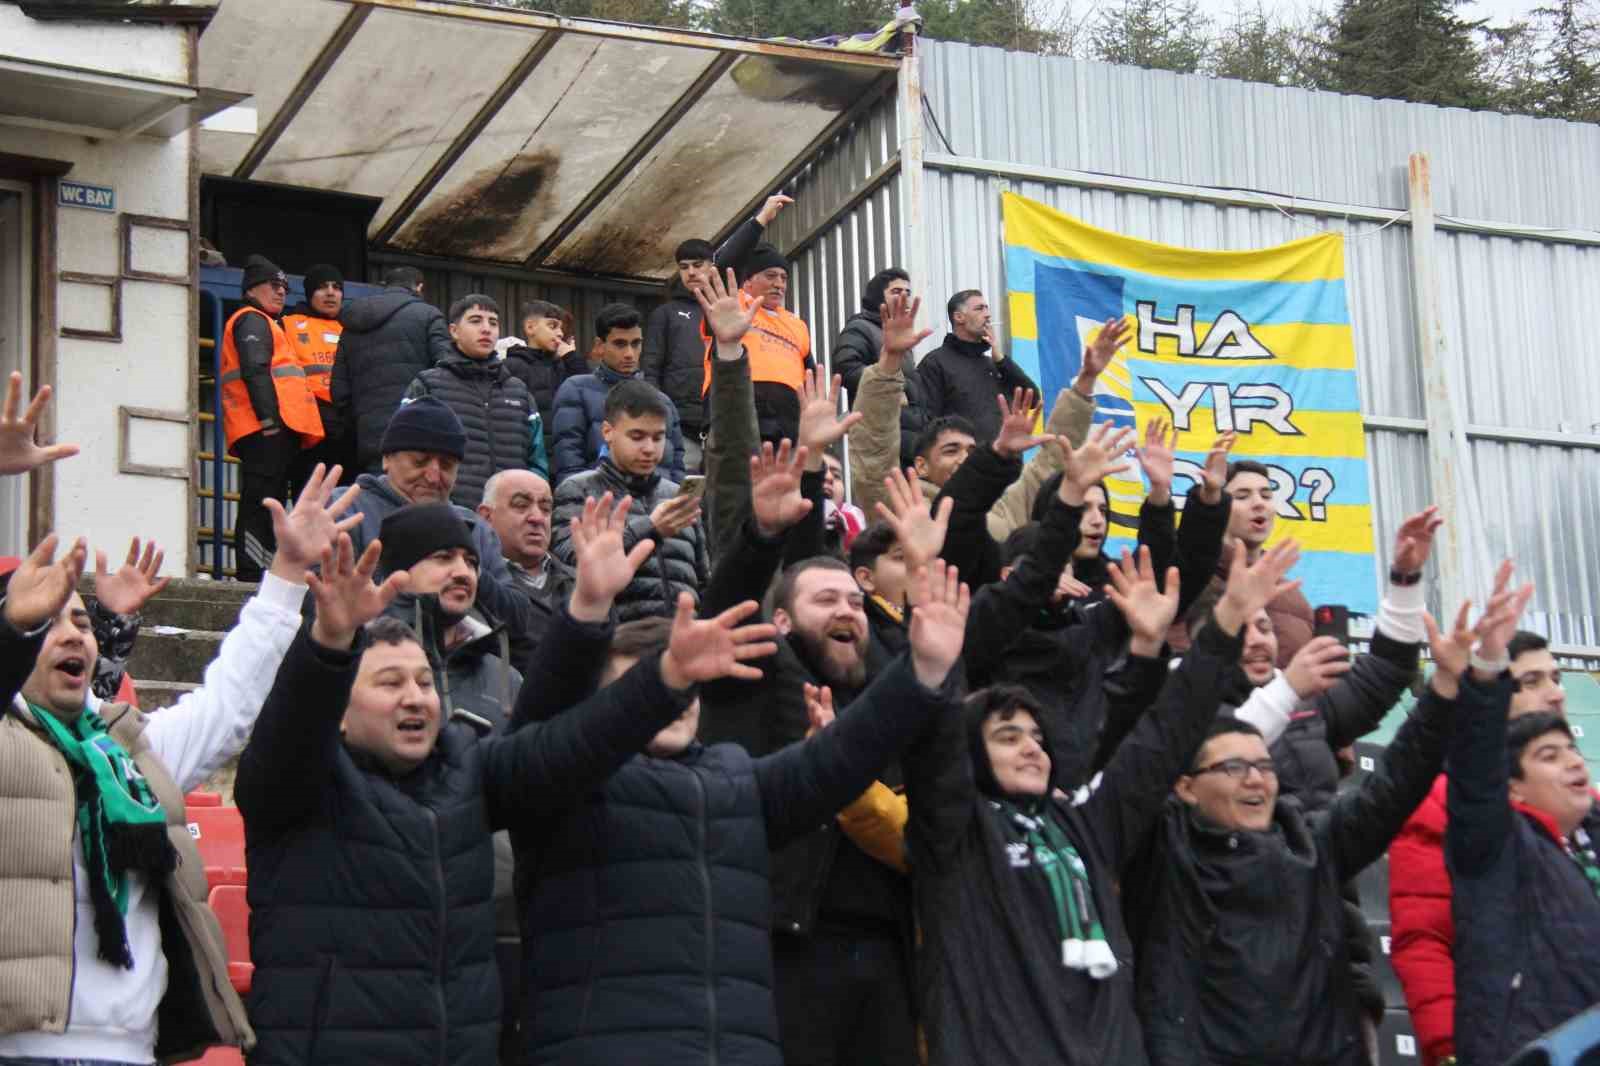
xmin=126 ymin=627 xmax=224 ymax=684
xmin=80 ymin=577 xmax=260 ymax=634
xmin=128 ymin=679 xmax=199 ymax=709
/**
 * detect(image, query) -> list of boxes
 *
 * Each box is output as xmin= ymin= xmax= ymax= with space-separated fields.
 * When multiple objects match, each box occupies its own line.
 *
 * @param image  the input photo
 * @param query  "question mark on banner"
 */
xmin=1299 ymin=467 xmax=1335 ymax=521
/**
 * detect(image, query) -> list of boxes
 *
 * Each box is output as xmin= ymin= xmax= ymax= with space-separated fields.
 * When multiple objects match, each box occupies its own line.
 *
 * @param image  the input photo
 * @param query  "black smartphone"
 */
xmin=1313 ymin=604 xmax=1351 ymax=646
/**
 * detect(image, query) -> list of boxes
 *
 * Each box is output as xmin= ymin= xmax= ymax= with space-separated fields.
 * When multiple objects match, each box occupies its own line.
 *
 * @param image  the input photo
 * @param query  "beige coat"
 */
xmin=985 ymin=387 xmax=1096 ymax=543
xmin=0 ymin=701 xmax=252 ymax=1062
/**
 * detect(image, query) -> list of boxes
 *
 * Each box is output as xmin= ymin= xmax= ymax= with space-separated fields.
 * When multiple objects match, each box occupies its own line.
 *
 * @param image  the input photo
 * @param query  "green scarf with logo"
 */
xmin=31 ymin=702 xmax=175 ymax=968
xmin=994 ymin=798 xmax=1119 ymax=979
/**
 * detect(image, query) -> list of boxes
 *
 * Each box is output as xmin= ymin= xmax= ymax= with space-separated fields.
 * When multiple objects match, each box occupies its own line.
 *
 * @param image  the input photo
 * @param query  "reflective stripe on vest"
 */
xmin=285 ymin=314 xmax=340 ymax=404
xmin=219 ymin=306 xmax=325 ymax=451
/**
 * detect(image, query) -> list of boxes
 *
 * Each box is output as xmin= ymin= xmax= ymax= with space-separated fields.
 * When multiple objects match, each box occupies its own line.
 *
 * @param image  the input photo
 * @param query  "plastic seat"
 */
xmin=1377 ymin=1007 xmax=1420 ymax=1066
xmin=185 ymin=791 xmax=223 ymax=808
xmin=186 ymin=805 xmax=246 ymax=887
xmin=1367 ymin=919 xmax=1409 ymax=1011
xmin=207 ymin=883 xmax=252 ymax=995
xmin=185 ymin=1044 xmax=245 ymax=1064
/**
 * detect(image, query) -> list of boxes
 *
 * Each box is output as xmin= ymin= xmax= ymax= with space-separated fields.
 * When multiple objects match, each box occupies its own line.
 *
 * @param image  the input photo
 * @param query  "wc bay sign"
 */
xmin=59 ymin=181 xmax=116 ymax=212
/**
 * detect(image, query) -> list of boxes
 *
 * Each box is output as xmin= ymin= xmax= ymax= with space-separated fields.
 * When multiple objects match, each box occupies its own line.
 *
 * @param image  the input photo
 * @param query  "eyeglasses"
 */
xmin=1189 ymin=758 xmax=1278 ymax=781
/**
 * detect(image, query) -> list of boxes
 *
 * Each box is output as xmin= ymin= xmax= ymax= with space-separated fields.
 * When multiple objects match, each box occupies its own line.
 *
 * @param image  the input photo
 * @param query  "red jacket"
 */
xmin=1389 ymin=772 xmax=1596 ymax=1066
xmin=1389 ymin=775 xmax=1455 ymax=1066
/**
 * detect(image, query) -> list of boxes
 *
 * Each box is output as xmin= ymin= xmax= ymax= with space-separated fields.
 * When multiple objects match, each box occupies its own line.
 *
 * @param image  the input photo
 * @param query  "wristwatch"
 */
xmin=1389 ymin=568 xmax=1423 ymax=586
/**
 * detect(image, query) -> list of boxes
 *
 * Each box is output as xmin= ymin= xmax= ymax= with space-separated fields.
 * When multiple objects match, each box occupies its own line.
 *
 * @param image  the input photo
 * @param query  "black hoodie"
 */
xmin=641 ymin=277 xmax=708 ymax=430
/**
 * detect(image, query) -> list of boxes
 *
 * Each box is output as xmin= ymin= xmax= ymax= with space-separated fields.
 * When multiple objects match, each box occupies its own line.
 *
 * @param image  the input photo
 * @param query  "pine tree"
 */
xmin=1206 ymin=3 xmax=1318 ymax=87
xmin=1537 ymin=0 xmax=1600 ymax=121
xmin=1320 ymin=0 xmax=1490 ymax=108
xmin=1087 ymin=0 xmax=1212 ymax=75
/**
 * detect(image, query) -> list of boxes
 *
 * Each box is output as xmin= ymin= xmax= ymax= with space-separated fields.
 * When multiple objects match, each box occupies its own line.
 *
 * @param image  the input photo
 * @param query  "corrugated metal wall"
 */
xmin=916 ymin=40 xmax=1600 ymax=656
xmin=763 ymin=91 xmax=902 ymax=375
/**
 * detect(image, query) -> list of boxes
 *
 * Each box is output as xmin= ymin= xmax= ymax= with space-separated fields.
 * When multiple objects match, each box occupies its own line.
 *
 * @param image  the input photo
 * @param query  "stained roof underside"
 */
xmin=197 ymin=0 xmax=898 ymax=281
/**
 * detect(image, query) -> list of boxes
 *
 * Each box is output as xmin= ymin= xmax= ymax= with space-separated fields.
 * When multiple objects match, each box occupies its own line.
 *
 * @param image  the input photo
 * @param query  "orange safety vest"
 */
xmin=219 ymin=305 xmax=324 ymax=452
xmin=701 ymin=304 xmax=811 ymax=396
xmin=283 ymin=312 xmax=341 ymax=405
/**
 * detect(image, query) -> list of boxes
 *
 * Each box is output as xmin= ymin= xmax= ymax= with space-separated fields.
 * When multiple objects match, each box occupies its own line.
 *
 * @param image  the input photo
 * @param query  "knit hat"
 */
xmin=240 ymin=254 xmax=287 ymax=295
xmin=303 ymin=263 xmax=343 ymax=293
xmin=380 ymin=397 xmax=467 ymax=460
xmin=379 ymin=504 xmax=476 ymax=575
xmin=675 ymin=238 xmax=714 ymax=262
xmin=742 ymin=242 xmax=787 ymax=280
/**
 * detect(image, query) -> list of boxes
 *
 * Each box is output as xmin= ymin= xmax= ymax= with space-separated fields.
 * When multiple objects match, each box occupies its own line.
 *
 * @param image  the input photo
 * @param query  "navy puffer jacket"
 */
xmin=550 ymin=363 xmax=684 ymax=485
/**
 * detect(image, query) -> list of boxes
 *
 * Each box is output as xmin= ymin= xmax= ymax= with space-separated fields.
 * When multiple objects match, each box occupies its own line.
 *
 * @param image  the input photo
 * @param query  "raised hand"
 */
xmin=1284 ymin=636 xmax=1353 ymax=699
xmin=749 ymin=440 xmax=812 ymax=538
xmin=556 ymin=337 xmax=577 ymax=359
xmin=264 ymin=463 xmax=362 ymax=579
xmin=880 ymin=292 xmax=933 ymax=366
xmin=1473 ymin=559 xmax=1534 ymax=673
xmin=1391 ymin=505 xmax=1443 ymax=575
xmin=907 ymin=560 xmax=970 ymax=690
xmin=798 ymin=368 xmax=862 ymax=464
xmin=1103 ymin=546 xmax=1181 ymax=657
xmin=1423 ymin=601 xmax=1477 ymax=700
xmin=874 ymin=467 xmax=953 ymax=572
xmin=1197 ymin=432 xmax=1237 ymax=504
xmin=3 ymin=534 xmax=87 ymax=630
xmin=659 ymin=594 xmax=779 ymax=689
xmin=1073 ymin=317 xmax=1130 ymax=393
xmin=804 ymin=683 xmax=836 ymax=737
xmin=307 ymin=535 xmax=408 ymax=650
xmin=1060 ymin=421 xmax=1136 ymax=504
xmin=982 ymin=322 xmax=1006 ymax=363
xmin=0 ymin=371 xmax=79 ymax=475
xmin=570 ymin=492 xmax=657 ymax=621
xmin=1214 ymin=538 xmax=1302 ymax=637
xmin=1136 ymin=418 xmax=1180 ymax=506
xmin=756 ymin=193 xmax=794 ymax=226
xmin=648 ymin=494 xmax=702 ymax=539
xmin=92 ymin=537 xmax=169 ymax=616
xmin=991 ymin=388 xmax=1049 ymax=459
xmin=692 ymin=267 xmax=761 ymax=348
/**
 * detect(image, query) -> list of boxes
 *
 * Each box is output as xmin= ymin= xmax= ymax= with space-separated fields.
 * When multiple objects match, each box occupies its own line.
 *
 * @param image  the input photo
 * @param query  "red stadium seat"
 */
xmin=186 ymin=805 xmax=246 ymax=887
xmin=186 ymin=1044 xmax=245 ymax=1064
xmin=207 ymin=883 xmax=252 ymax=995
xmin=185 ymin=791 xmax=223 ymax=807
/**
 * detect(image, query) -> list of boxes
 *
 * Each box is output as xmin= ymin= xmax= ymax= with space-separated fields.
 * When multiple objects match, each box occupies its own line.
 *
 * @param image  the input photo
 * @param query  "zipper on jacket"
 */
xmin=692 ymin=768 xmax=718 ymax=1066
xmin=427 ymin=807 xmax=448 ymax=1066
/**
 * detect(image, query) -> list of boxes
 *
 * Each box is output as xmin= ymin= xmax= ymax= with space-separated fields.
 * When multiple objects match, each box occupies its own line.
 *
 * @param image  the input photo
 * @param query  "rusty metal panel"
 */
xmin=196 ymin=0 xmax=350 ymax=175
xmin=542 ymin=56 xmax=882 ymax=277
xmin=389 ymin=37 xmax=716 ymax=260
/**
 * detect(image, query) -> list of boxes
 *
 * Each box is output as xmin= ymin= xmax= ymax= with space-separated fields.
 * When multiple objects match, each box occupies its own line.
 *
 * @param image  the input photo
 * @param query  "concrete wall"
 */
xmin=0 ymin=4 xmax=196 ymax=573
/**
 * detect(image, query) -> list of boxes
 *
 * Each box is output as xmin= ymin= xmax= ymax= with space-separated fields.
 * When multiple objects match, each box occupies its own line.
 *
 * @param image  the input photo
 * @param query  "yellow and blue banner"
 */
xmin=1002 ymin=192 xmax=1376 ymax=613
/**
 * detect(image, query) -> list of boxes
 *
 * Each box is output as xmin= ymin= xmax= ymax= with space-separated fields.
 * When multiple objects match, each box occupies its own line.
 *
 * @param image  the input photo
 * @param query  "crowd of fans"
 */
xmin=0 ymin=187 xmax=1591 ymax=1066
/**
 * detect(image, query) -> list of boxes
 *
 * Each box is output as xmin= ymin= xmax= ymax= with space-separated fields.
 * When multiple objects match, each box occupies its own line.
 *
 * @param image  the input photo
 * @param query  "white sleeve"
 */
xmin=1374 ymin=580 xmax=1426 ymax=644
xmin=1232 ymin=672 xmax=1301 ymax=747
xmin=144 ymin=573 xmax=307 ymax=793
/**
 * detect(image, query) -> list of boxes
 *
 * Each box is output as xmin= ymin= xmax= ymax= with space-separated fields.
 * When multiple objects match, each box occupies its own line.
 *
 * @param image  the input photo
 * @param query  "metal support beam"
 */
xmin=895 ymin=23 xmax=927 ymax=354
xmin=233 ymin=4 xmax=371 ymax=179
xmin=1407 ymin=153 xmax=1467 ymax=613
xmin=1364 ymin=413 xmax=1600 ymax=452
xmin=524 ymin=50 xmax=737 ymax=269
xmin=373 ymin=30 xmax=564 ymax=245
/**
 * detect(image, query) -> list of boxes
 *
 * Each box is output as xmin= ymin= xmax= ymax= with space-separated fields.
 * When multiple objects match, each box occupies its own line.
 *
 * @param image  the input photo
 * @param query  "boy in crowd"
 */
xmin=552 ymin=303 xmax=685 ymax=484
xmin=403 ymin=294 xmax=547 ymax=507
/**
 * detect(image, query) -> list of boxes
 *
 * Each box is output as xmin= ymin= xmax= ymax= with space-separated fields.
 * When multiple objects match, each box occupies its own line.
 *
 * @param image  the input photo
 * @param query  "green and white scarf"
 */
xmin=994 ymin=799 xmax=1119 ymax=979
xmin=31 ymin=703 xmax=175 ymax=968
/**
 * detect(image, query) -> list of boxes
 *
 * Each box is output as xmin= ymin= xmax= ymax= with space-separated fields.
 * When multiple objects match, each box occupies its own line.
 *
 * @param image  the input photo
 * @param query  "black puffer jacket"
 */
xmin=1448 ymin=672 xmax=1600 ymax=1066
xmin=917 ymin=333 xmax=1039 ymax=443
xmin=235 ymin=625 xmax=692 ymax=1066
xmin=502 ymin=343 xmax=582 ymax=458
xmin=404 ymin=353 xmax=547 ymax=509
xmin=641 ymin=280 xmax=708 ymax=431
xmin=906 ymin=619 xmax=1244 ymax=1066
xmin=1126 ymin=683 xmax=1454 ymax=1066
xmin=550 ymin=460 xmax=708 ymax=621
xmin=334 ymin=286 xmax=455 ymax=473
xmin=513 ymin=607 xmax=955 ymax=1066
xmin=832 ymin=310 xmax=928 ymax=468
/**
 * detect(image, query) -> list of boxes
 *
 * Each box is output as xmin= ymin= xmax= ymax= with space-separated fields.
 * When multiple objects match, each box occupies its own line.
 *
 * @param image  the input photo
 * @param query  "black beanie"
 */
xmin=241 ymin=254 xmax=287 ymax=295
xmin=741 ymin=242 xmax=787 ymax=281
xmin=675 ymin=238 xmax=714 ymax=262
xmin=379 ymin=503 xmax=476 ymax=575
xmin=380 ymin=396 xmax=467 ymax=460
xmin=303 ymin=263 xmax=343 ymax=293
